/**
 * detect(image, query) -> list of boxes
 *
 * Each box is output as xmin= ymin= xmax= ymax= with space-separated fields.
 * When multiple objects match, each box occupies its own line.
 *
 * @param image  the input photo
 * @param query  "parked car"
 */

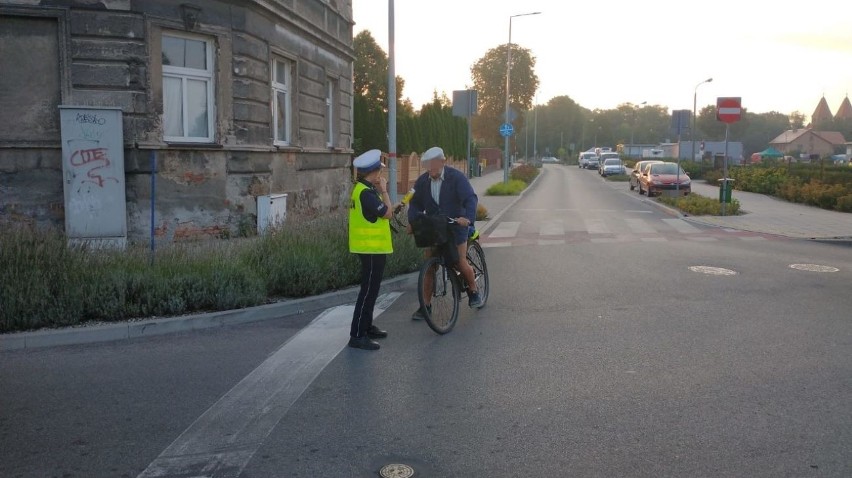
xmin=598 ymin=152 xmax=620 ymax=174
xmin=638 ymin=162 xmax=691 ymax=197
xmin=629 ymin=160 xmax=663 ymax=191
xmin=579 ymin=152 xmax=597 ymax=168
xmin=601 ymin=158 xmax=625 ymax=176
xmin=584 ymin=155 xmax=600 ymax=170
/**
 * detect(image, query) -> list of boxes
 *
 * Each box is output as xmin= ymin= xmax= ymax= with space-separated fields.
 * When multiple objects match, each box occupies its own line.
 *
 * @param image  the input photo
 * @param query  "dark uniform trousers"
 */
xmin=350 ymin=253 xmax=387 ymax=338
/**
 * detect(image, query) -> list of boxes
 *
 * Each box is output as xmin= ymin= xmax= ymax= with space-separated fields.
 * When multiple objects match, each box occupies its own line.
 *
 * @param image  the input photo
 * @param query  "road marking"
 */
xmin=537 ymin=239 xmax=566 ymax=246
xmin=789 ymin=264 xmax=839 ymax=273
xmin=640 ymin=237 xmax=667 ymax=242
xmin=739 ymin=236 xmax=767 ymax=241
xmin=662 ymin=218 xmax=702 ymax=234
xmin=488 ymin=221 xmax=521 ymax=239
xmin=584 ymin=218 xmax=611 ymax=234
xmin=687 ymin=236 xmax=719 ymax=242
xmin=137 ymin=293 xmax=402 ymax=478
xmin=482 ymin=241 xmax=512 ymax=248
xmin=591 ymin=237 xmax=624 ymax=243
xmin=625 ymin=210 xmax=654 ymax=214
xmin=689 ymin=266 xmax=738 ymax=276
xmin=625 ymin=218 xmax=656 ymax=233
xmin=539 ymin=220 xmax=565 ymax=236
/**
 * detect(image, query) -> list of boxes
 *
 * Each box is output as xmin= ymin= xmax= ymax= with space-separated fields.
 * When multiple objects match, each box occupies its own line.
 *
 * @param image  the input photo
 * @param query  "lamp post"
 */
xmin=691 ymin=77 xmax=713 ymax=163
xmin=503 ymin=11 xmax=541 ymax=183
xmin=630 ymin=101 xmax=646 ymax=158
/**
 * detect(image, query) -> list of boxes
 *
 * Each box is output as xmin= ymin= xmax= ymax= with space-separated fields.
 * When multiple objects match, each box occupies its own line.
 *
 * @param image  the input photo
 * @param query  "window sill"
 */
xmin=164 ymin=142 xmax=223 ymax=149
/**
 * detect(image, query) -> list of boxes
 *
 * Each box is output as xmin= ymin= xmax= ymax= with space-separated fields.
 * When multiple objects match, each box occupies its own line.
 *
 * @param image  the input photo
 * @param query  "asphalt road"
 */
xmin=2 ymin=165 xmax=851 ymax=478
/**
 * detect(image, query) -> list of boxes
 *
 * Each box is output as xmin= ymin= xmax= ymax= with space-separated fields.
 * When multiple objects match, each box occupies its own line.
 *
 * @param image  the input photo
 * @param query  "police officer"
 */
xmin=348 ymin=149 xmax=393 ymax=351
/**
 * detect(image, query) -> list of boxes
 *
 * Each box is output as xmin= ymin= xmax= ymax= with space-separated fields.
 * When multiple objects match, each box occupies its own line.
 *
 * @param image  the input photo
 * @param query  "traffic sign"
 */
xmin=499 ymin=123 xmax=514 ymax=137
xmin=716 ymin=97 xmax=742 ymax=124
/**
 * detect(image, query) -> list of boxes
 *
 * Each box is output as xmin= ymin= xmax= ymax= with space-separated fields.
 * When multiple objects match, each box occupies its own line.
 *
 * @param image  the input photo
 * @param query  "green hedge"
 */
xmin=486 ymin=179 xmax=528 ymax=196
xmin=729 ymin=164 xmax=852 ymax=212
xmin=510 ymin=164 xmax=539 ymax=184
xmin=657 ymin=193 xmax=741 ymax=216
xmin=0 ymin=212 xmax=422 ymax=333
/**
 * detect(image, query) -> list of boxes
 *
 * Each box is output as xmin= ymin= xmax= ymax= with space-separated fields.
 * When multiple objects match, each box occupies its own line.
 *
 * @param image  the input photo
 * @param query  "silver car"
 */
xmin=601 ymin=158 xmax=624 ymax=176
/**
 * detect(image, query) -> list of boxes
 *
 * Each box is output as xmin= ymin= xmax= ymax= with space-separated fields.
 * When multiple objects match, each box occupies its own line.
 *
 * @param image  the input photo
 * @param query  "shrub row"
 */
xmin=485 ymin=179 xmax=528 ymax=196
xmin=0 ymin=212 xmax=422 ymax=333
xmin=729 ymin=165 xmax=852 ymax=212
xmin=657 ymin=193 xmax=741 ymax=216
xmin=509 ymin=164 xmax=540 ymax=184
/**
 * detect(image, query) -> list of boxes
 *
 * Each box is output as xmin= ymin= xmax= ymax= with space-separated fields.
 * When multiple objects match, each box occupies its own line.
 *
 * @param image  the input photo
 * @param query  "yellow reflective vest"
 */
xmin=349 ymin=181 xmax=392 ymax=254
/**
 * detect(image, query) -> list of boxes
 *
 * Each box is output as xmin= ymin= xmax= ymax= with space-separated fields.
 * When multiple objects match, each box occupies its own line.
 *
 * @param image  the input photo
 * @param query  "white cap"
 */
xmin=353 ymin=149 xmax=384 ymax=172
xmin=421 ymin=146 xmax=445 ymax=162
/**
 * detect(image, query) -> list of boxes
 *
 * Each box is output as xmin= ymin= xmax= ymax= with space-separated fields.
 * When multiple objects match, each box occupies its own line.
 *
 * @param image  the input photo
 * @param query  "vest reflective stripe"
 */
xmin=349 ymin=182 xmax=393 ymax=254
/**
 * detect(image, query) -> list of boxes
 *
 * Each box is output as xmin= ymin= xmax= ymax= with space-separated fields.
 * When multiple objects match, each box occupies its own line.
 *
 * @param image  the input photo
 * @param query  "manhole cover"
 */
xmin=789 ymin=264 xmax=839 ymax=273
xmin=379 ymin=463 xmax=415 ymax=478
xmin=689 ymin=266 xmax=738 ymax=276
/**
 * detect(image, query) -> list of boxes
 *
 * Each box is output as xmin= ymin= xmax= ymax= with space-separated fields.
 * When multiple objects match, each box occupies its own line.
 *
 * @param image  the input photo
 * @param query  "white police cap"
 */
xmin=353 ymin=149 xmax=383 ymax=172
xmin=421 ymin=146 xmax=445 ymax=162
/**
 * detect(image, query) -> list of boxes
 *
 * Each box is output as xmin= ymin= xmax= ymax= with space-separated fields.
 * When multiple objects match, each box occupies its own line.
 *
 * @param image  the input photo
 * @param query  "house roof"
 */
xmin=769 ymin=129 xmax=846 ymax=146
xmin=835 ymin=96 xmax=852 ymax=120
xmin=811 ymin=96 xmax=833 ymax=124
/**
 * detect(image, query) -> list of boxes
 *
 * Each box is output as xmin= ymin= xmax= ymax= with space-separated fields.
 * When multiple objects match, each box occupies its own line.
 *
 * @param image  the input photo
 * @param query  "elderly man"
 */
xmin=407 ymin=146 xmax=482 ymax=320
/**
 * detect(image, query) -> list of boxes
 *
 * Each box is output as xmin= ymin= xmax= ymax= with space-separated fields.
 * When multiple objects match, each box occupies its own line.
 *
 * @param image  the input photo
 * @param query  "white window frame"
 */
xmin=271 ymin=57 xmax=292 ymax=146
xmin=326 ymin=79 xmax=335 ymax=148
xmin=162 ymin=31 xmax=215 ymax=143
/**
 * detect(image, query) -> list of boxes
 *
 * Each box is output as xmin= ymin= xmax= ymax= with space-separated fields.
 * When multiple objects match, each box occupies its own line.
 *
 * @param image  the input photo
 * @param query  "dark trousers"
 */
xmin=350 ymin=253 xmax=387 ymax=338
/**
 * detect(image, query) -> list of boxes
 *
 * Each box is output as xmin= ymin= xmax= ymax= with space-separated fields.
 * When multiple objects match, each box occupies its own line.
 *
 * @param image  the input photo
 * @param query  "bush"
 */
xmin=680 ymin=161 xmax=716 ymax=180
xmin=510 ymin=164 xmax=539 ymax=184
xmin=703 ymin=169 xmax=723 ymax=185
xmin=836 ymin=195 xmax=852 ymax=212
xmin=729 ymin=166 xmax=788 ymax=194
xmin=657 ymin=193 xmax=741 ymax=216
xmin=485 ymin=179 xmax=528 ymax=196
xmin=0 ymin=211 xmax=423 ymax=333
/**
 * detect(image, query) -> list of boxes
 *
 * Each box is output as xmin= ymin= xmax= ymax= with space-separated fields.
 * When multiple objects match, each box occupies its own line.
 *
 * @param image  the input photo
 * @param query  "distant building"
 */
xmin=0 ymin=0 xmax=355 ymax=242
xmin=769 ymin=129 xmax=846 ymax=159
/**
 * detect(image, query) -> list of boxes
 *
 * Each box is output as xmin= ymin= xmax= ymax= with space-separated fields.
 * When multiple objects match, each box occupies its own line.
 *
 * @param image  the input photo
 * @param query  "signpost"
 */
xmin=453 ymin=90 xmax=478 ymax=177
xmin=716 ymin=97 xmax=742 ymax=215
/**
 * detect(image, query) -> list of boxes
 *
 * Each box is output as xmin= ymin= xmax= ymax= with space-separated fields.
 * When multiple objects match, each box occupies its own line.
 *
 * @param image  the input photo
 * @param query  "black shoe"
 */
xmin=411 ymin=305 xmax=431 ymax=321
xmin=366 ymin=325 xmax=388 ymax=339
xmin=468 ymin=291 xmax=483 ymax=308
xmin=348 ymin=336 xmax=380 ymax=350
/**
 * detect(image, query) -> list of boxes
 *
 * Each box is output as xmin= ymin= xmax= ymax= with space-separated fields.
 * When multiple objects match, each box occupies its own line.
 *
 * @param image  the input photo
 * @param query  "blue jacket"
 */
xmin=407 ymin=166 xmax=477 ymax=245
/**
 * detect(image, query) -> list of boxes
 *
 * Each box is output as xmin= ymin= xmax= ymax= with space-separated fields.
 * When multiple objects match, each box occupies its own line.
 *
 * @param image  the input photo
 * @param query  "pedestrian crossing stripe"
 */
xmin=480 ymin=218 xmax=780 ymax=247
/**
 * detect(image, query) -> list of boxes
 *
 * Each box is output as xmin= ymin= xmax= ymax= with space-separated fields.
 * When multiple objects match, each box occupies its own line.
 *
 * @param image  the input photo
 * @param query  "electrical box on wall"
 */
xmin=257 ymin=194 xmax=287 ymax=235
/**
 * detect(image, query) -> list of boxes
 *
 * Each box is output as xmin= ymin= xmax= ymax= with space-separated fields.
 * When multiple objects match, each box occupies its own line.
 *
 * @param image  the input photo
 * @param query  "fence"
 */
xmin=353 ymin=153 xmax=503 ymax=196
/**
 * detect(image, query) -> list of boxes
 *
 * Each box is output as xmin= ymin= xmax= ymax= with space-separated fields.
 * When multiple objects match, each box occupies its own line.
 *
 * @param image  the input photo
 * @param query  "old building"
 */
xmin=0 ymin=0 xmax=354 ymax=243
xmin=769 ymin=129 xmax=846 ymax=159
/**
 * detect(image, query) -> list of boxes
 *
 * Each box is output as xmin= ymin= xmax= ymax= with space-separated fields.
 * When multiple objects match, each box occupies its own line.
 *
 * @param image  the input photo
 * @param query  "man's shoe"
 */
xmin=348 ymin=336 xmax=380 ymax=350
xmin=468 ymin=291 xmax=483 ymax=308
xmin=411 ymin=305 xmax=431 ymax=321
xmin=366 ymin=325 xmax=388 ymax=339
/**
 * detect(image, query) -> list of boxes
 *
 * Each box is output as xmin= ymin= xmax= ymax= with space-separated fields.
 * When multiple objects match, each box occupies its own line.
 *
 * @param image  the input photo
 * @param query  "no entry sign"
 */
xmin=716 ymin=97 xmax=742 ymax=124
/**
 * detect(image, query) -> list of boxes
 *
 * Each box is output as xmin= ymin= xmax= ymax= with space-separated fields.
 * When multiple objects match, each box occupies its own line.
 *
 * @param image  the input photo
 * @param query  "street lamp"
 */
xmin=630 ymin=101 xmax=646 ymax=158
xmin=691 ymin=77 xmax=713 ymax=163
xmin=503 ymin=11 xmax=541 ymax=183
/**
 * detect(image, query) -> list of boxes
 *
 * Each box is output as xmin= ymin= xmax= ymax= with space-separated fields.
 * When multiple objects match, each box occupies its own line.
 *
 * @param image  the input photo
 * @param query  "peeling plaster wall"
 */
xmin=0 ymin=0 xmax=355 ymax=242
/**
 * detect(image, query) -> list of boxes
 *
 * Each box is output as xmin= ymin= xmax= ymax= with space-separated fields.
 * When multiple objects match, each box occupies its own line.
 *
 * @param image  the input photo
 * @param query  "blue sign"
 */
xmin=499 ymin=123 xmax=514 ymax=137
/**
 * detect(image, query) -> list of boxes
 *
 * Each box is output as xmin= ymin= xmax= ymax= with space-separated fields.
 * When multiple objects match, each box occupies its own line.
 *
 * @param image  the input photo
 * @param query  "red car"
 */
xmin=639 ymin=162 xmax=691 ymax=197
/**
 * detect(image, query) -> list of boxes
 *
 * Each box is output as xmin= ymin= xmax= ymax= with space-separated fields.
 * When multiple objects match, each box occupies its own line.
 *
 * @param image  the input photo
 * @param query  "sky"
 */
xmin=351 ymin=0 xmax=852 ymax=121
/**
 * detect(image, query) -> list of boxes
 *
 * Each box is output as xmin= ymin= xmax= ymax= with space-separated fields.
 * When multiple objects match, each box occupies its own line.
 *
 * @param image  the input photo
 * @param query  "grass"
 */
xmin=485 ymin=179 xmax=528 ymax=196
xmin=0 ymin=211 xmax=422 ymax=333
xmin=657 ymin=193 xmax=741 ymax=216
xmin=604 ymin=174 xmax=630 ymax=182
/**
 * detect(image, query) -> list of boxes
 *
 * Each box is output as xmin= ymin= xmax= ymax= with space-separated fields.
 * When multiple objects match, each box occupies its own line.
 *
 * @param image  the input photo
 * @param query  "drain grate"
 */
xmin=379 ymin=463 xmax=415 ymax=478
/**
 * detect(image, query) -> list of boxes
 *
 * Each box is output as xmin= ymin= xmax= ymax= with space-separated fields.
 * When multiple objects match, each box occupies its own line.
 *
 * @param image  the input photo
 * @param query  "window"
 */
xmin=271 ymin=58 xmax=291 ymax=145
xmin=162 ymin=32 xmax=214 ymax=142
xmin=326 ymin=79 xmax=335 ymax=147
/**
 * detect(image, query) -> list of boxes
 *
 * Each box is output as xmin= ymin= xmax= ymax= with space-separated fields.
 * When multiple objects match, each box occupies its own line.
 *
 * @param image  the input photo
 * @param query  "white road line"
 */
xmin=137 ymin=293 xmax=402 ymax=478
xmin=482 ymin=241 xmax=512 ymax=248
xmin=625 ymin=218 xmax=657 ymax=234
xmin=584 ymin=218 xmax=611 ymax=234
xmin=488 ymin=221 xmax=521 ymax=239
xmin=662 ymin=218 xmax=702 ymax=234
xmin=739 ymin=236 xmax=767 ymax=241
xmin=591 ymin=237 xmax=624 ymax=243
xmin=640 ymin=237 xmax=668 ymax=242
xmin=539 ymin=220 xmax=565 ymax=236
xmin=625 ymin=210 xmax=654 ymax=214
xmin=687 ymin=236 xmax=719 ymax=242
xmin=537 ymin=239 xmax=566 ymax=246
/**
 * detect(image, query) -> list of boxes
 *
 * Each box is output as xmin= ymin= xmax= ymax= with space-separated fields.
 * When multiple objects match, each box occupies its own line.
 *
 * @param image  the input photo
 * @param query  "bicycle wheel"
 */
xmin=390 ymin=203 xmax=409 ymax=234
xmin=417 ymin=257 xmax=460 ymax=335
xmin=466 ymin=240 xmax=489 ymax=307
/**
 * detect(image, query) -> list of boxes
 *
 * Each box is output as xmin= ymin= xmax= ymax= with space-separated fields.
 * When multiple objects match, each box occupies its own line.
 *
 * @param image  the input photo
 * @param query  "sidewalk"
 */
xmin=686 ymin=181 xmax=852 ymax=241
xmin=0 ymin=166 xmax=525 ymax=351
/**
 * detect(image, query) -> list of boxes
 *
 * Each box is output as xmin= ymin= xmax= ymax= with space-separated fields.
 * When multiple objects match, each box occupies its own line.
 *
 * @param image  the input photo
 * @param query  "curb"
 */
xmin=0 ymin=273 xmax=418 ymax=352
xmin=477 ymin=166 xmax=545 ymax=236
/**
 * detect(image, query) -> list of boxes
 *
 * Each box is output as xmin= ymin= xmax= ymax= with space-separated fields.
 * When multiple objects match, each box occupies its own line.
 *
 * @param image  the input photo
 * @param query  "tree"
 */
xmin=470 ymin=44 xmax=539 ymax=148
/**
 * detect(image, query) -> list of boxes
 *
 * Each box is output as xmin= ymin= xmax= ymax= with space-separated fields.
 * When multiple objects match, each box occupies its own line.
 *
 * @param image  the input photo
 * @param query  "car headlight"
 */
xmin=681 ymin=179 xmax=691 ymax=185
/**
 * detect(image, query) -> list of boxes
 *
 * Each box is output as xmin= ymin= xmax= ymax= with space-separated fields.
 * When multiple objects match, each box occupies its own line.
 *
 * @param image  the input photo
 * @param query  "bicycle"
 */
xmin=415 ymin=217 xmax=489 ymax=335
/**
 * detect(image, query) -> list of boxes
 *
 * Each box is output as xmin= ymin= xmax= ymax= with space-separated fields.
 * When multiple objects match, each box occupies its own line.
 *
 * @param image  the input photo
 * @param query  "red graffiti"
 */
xmin=69 ymin=148 xmax=118 ymax=187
